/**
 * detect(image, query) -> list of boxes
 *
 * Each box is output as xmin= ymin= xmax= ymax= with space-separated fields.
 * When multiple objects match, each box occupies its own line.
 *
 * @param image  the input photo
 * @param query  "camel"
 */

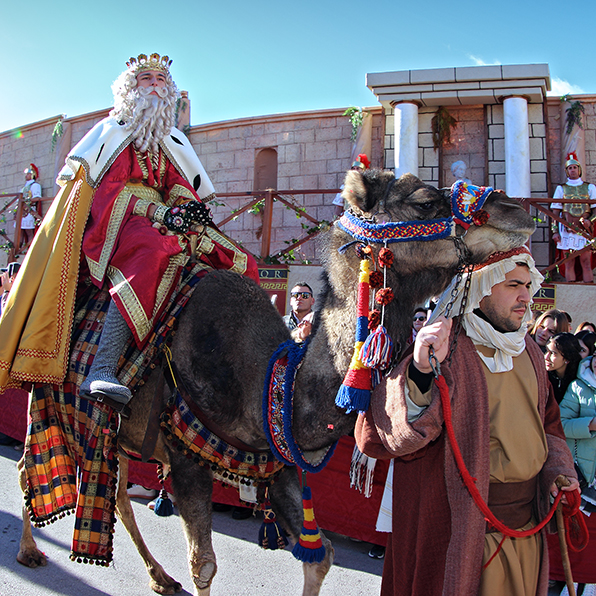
xmin=16 ymin=170 xmax=536 ymax=595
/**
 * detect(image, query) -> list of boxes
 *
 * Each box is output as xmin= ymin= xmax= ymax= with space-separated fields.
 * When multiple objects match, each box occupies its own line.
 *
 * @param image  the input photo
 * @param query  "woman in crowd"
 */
xmin=529 ymin=309 xmax=570 ymax=352
xmin=544 ymin=332 xmax=582 ymax=403
xmin=575 ymin=321 xmax=596 ymax=334
xmin=575 ymin=330 xmax=596 ymax=360
xmin=548 ymin=350 xmax=596 ymax=595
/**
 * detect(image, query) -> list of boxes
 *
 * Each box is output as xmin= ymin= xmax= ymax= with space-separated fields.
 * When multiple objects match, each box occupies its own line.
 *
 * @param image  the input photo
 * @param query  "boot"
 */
xmin=80 ymin=300 xmax=132 ymax=412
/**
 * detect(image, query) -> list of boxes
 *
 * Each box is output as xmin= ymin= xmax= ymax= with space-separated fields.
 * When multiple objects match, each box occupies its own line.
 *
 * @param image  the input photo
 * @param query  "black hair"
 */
xmin=548 ymin=333 xmax=582 ymax=403
xmin=291 ymin=281 xmax=313 ymax=294
xmin=575 ymin=330 xmax=596 ymax=356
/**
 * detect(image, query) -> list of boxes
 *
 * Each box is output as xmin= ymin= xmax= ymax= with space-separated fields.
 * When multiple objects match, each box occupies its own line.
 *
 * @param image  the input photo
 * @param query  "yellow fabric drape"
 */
xmin=0 ymin=168 xmax=94 ymax=389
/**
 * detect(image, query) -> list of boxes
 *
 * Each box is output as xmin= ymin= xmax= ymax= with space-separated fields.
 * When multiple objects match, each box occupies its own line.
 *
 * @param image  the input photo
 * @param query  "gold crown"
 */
xmin=126 ymin=53 xmax=172 ymax=75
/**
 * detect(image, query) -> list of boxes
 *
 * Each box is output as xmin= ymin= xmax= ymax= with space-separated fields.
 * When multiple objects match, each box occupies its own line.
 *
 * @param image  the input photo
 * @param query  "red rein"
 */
xmin=435 ymin=373 xmax=585 ymax=564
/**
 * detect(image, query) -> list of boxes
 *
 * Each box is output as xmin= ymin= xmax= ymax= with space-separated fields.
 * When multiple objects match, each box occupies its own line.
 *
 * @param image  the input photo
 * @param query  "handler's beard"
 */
xmin=125 ymin=85 xmax=175 ymax=154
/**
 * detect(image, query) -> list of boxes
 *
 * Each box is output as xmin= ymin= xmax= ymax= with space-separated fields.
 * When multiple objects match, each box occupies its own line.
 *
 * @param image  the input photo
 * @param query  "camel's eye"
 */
xmin=417 ymin=202 xmax=434 ymax=212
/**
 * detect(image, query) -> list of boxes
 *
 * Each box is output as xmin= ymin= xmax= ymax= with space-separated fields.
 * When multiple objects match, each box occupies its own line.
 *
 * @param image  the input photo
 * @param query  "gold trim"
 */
xmin=168 ymin=183 xmax=196 ymax=207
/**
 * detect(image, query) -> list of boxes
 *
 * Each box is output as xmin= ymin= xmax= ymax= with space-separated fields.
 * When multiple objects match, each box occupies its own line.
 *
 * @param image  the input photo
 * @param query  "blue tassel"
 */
xmin=153 ymin=489 xmax=174 ymax=517
xmin=335 ymin=383 xmax=370 ymax=414
xmin=258 ymin=509 xmax=289 ymax=550
xmin=360 ymin=325 xmax=393 ymax=369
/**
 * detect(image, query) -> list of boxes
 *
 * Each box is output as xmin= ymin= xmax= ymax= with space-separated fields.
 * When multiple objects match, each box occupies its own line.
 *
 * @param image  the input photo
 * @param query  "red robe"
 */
xmin=82 ymin=145 xmax=257 ymax=346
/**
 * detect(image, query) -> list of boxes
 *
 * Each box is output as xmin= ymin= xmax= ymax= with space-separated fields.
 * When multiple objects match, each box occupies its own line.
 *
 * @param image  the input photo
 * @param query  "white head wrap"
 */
xmin=429 ymin=248 xmax=543 ymax=372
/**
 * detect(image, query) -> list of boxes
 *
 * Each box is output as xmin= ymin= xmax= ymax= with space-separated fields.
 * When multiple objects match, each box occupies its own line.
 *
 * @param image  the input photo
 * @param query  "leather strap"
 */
xmin=140 ymin=371 xmax=166 ymax=462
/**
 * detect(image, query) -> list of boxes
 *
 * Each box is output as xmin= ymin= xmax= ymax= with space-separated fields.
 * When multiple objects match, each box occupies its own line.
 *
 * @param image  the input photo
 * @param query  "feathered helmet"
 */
xmin=351 ymin=153 xmax=371 ymax=171
xmin=565 ymin=152 xmax=582 ymax=177
xmin=24 ymin=163 xmax=39 ymax=179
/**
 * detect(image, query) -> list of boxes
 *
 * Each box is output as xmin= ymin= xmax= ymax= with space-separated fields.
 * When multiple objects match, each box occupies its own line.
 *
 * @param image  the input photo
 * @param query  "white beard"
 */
xmin=125 ymin=86 xmax=173 ymax=154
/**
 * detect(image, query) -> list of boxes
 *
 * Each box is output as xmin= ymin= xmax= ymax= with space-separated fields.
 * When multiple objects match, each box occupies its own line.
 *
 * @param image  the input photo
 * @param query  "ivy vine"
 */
xmin=431 ymin=107 xmax=457 ymax=150
xmin=561 ymin=95 xmax=585 ymax=135
xmin=343 ymin=107 xmax=365 ymax=142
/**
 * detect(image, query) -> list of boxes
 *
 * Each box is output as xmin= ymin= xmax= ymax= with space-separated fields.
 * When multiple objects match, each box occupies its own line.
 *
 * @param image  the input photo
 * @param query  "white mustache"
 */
xmin=138 ymin=85 xmax=168 ymax=99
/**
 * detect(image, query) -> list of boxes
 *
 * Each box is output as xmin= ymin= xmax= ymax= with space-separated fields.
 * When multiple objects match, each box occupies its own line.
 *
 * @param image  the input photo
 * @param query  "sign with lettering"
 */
xmin=532 ymin=283 xmax=556 ymax=313
xmin=258 ymin=265 xmax=289 ymax=315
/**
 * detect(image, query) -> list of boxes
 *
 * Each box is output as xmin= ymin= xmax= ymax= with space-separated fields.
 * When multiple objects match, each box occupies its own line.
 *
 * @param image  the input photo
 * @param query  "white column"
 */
xmin=503 ymin=96 xmax=531 ymax=198
xmin=393 ymin=102 xmax=419 ymax=178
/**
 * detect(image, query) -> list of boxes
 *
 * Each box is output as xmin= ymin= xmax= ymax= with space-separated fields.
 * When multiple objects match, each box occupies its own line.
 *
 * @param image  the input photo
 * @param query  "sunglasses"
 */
xmin=413 ymin=315 xmax=426 ymax=321
xmin=291 ymin=292 xmax=312 ymax=299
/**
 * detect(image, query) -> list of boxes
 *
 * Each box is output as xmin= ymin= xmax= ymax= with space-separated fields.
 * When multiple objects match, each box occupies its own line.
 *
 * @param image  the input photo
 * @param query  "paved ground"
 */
xmin=0 ymin=444 xmax=383 ymax=595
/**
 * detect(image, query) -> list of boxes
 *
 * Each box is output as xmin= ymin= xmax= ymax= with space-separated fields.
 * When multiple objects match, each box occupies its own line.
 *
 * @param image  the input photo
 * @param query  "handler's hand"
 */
xmin=550 ymin=476 xmax=581 ymax=504
xmin=412 ymin=316 xmax=452 ymax=374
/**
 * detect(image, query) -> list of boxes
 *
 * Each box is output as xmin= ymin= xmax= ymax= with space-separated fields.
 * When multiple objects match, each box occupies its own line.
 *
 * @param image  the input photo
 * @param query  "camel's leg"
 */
xmin=115 ymin=458 xmax=182 ymax=594
xmin=16 ymin=455 xmax=48 ymax=568
xmin=169 ymin=456 xmax=217 ymax=596
xmin=268 ymin=468 xmax=334 ymax=596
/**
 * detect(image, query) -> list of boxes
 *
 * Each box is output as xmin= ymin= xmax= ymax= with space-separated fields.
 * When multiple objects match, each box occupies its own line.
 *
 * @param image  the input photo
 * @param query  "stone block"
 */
xmin=419 ymin=132 xmax=434 ymax=149
xmin=420 ymin=91 xmax=460 ymax=106
xmin=383 ymin=92 xmax=422 ymax=104
xmin=434 ymin=81 xmax=481 ymax=91
xmin=423 ymin=147 xmax=439 ymax=167
xmin=527 ymin=104 xmax=544 ymax=124
xmin=463 ymin=121 xmax=484 ymax=136
xmin=494 ymin=174 xmax=506 ymax=189
xmin=489 ymin=161 xmax=505 ymax=174
xmin=279 ymin=161 xmax=302 ymax=177
xmin=384 ymin=134 xmax=394 ymax=150
xmin=531 ymin=172 xmax=547 ymax=193
xmin=385 ymin=149 xmax=395 ymax=170
xmin=282 ymin=143 xmax=304 ymax=163
xmin=529 ymin=138 xmax=544 ymax=160
xmin=418 ymin=167 xmax=433 ymax=181
xmin=585 ymin=129 xmax=596 ymax=152
xmin=367 ymin=70 xmax=411 ymax=89
xmin=488 ymin=124 xmax=504 ymax=139
xmin=458 ymin=90 xmax=497 ymax=105
xmin=456 ymin=65 xmax=502 ymax=82
xmin=207 ymin=128 xmax=229 ymax=141
xmin=418 ymin=112 xmax=434 ymax=132
xmin=277 ymin=131 xmax=295 ymax=144
xmin=217 ymin=138 xmax=247 ymax=153
xmin=234 ymin=149 xmax=255 ymax=169
xmin=531 ymin=160 xmax=548 ymax=173
xmin=305 ymin=141 xmax=337 ymax=162
xmin=501 ymin=63 xmax=550 ymax=81
xmin=246 ymin=134 xmax=278 ymax=148
xmin=265 ymin=121 xmax=289 ymax=134
xmin=314 ymin=126 xmax=343 ymax=142
xmin=411 ymin=68 xmax=456 ymax=84
xmin=320 ymin=117 xmax=337 ymax=129
xmin=293 ymin=129 xmax=315 ymax=144
xmin=531 ymin=123 xmax=546 ymax=138
xmin=303 ymin=160 xmax=327 ymax=175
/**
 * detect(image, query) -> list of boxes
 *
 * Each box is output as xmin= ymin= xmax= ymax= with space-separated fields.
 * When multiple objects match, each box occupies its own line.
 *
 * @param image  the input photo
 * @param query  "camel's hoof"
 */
xmin=17 ymin=547 xmax=47 ymax=568
xmin=149 ymin=576 xmax=182 ymax=594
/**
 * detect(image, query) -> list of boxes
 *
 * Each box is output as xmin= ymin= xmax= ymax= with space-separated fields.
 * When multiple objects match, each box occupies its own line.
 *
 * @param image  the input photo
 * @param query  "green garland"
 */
xmin=343 ymin=107 xmax=364 ymax=142
xmin=431 ymin=107 xmax=457 ymax=150
xmin=561 ymin=95 xmax=585 ymax=135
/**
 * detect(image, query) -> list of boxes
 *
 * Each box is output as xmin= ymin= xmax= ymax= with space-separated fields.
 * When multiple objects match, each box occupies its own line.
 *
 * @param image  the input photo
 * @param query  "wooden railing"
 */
xmin=214 ymin=188 xmax=340 ymax=262
xmin=0 ymin=194 xmax=53 ymax=262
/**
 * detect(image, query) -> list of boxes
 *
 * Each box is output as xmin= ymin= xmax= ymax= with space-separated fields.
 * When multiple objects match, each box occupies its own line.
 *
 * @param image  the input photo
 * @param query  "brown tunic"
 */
xmin=355 ymin=331 xmax=575 ymax=596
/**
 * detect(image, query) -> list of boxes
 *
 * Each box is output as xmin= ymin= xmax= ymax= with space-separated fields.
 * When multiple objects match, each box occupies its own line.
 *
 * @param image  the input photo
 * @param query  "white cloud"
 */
xmin=548 ymin=77 xmax=585 ymax=97
xmin=468 ymin=55 xmax=501 ymax=66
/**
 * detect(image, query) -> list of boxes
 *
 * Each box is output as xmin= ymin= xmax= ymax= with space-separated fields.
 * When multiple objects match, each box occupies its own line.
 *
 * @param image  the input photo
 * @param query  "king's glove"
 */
xmin=156 ymin=201 xmax=212 ymax=234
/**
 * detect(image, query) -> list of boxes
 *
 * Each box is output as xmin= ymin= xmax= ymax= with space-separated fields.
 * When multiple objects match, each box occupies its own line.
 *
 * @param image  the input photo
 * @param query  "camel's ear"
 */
xmin=342 ymin=169 xmax=392 ymax=214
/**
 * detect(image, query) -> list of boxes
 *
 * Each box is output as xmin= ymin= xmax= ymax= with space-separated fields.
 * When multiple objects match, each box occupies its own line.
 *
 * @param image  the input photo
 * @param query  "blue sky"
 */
xmin=2 ymin=0 xmax=594 ymax=133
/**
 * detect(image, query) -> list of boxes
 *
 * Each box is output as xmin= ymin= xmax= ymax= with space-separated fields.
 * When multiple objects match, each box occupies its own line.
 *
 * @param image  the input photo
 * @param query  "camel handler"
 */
xmin=355 ymin=246 xmax=579 ymax=596
xmin=0 ymin=53 xmax=258 ymax=411
xmin=551 ymin=153 xmax=596 ymax=283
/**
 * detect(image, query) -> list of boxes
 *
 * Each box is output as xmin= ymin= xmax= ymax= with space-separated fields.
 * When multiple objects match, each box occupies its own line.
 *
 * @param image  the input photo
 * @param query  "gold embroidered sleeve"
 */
xmin=132 ymin=198 xmax=154 ymax=218
xmin=168 ymin=184 xmax=196 ymax=207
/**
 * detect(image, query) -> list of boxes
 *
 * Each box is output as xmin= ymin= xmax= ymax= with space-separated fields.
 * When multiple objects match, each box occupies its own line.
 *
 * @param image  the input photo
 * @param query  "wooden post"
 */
xmin=260 ymin=189 xmax=274 ymax=260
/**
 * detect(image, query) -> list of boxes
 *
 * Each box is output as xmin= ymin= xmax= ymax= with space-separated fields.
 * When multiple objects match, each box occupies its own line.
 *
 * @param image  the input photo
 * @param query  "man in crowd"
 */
xmin=0 ymin=54 xmax=257 ymax=410
xmin=551 ymin=153 xmax=596 ymax=282
xmin=283 ymin=282 xmax=315 ymax=341
xmin=19 ymin=164 xmax=42 ymax=247
xmin=356 ymin=247 xmax=578 ymax=595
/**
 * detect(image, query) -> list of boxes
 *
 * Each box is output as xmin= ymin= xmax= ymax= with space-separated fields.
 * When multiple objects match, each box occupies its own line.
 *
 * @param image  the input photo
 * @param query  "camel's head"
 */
xmin=320 ymin=170 xmax=536 ymax=348
xmin=338 ymin=169 xmax=535 ymax=271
